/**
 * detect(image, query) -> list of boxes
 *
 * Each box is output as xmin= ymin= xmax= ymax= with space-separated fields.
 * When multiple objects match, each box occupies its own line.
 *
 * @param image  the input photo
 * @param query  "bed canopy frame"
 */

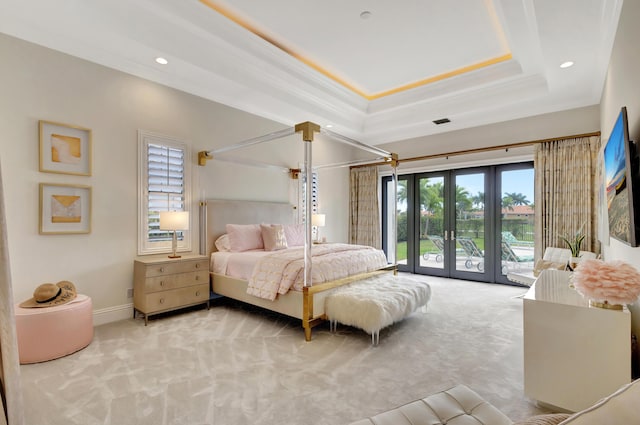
xmin=197 ymin=122 xmax=399 ymax=339
xmin=198 ymin=121 xmax=398 ymax=287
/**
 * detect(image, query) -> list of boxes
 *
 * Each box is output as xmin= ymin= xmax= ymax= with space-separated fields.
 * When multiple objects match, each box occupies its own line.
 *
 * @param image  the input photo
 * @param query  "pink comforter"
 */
xmin=246 ymin=243 xmax=388 ymax=300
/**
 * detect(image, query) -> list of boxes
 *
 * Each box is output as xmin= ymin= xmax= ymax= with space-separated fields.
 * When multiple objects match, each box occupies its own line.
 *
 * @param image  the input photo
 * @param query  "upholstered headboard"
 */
xmin=204 ymin=199 xmax=296 ymax=255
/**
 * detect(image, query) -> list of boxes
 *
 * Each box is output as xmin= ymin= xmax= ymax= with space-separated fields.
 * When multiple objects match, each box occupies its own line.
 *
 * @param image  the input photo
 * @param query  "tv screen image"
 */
xmin=603 ymin=106 xmax=638 ymax=246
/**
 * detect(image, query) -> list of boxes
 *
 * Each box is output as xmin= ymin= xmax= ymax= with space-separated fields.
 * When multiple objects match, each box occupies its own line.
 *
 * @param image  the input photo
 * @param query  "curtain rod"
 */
xmin=350 ymin=131 xmax=601 ymax=169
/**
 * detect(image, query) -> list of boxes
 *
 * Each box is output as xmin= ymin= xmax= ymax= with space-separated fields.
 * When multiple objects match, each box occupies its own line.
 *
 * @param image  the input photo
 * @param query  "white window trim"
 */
xmin=137 ymin=130 xmax=192 ymax=255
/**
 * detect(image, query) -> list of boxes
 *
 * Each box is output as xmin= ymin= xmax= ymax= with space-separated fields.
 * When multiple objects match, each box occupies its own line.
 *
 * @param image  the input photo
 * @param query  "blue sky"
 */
xmin=458 ymin=168 xmax=535 ymax=205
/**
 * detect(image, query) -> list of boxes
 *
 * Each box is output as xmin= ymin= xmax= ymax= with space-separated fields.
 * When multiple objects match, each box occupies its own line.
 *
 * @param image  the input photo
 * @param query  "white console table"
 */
xmin=523 ymin=269 xmax=631 ymax=412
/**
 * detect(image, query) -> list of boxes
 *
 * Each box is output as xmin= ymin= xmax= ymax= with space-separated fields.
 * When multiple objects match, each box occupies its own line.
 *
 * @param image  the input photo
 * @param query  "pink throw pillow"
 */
xmin=283 ymin=223 xmax=305 ymax=247
xmin=261 ymin=224 xmax=288 ymax=251
xmin=226 ymin=224 xmax=264 ymax=252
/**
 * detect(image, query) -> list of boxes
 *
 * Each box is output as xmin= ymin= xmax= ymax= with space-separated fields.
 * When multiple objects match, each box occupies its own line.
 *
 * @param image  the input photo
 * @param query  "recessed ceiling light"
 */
xmin=326 ymin=124 xmax=333 ymax=128
xmin=360 ymin=11 xmax=372 ymax=19
xmin=560 ymin=61 xmax=574 ymax=69
xmin=155 ymin=57 xmax=168 ymax=65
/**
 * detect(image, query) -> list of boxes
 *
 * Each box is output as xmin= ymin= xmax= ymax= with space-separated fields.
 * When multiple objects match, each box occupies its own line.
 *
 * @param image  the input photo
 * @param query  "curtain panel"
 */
xmin=0 ymin=162 xmax=24 ymax=425
xmin=349 ymin=166 xmax=381 ymax=248
xmin=534 ymin=135 xmax=601 ymax=260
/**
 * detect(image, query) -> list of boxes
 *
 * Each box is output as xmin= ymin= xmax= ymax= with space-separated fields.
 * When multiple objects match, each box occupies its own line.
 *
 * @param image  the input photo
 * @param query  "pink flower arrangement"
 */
xmin=573 ymin=259 xmax=640 ymax=305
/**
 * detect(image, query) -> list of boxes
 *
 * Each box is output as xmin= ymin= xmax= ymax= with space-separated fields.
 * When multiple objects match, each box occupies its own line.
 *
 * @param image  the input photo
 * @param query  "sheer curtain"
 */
xmin=0 ymin=162 xmax=23 ymax=425
xmin=534 ymin=135 xmax=601 ymax=260
xmin=349 ymin=166 xmax=381 ymax=248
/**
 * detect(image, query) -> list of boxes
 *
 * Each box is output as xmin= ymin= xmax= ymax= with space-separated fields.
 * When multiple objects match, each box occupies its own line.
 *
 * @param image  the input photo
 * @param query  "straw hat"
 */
xmin=20 ymin=281 xmax=77 ymax=308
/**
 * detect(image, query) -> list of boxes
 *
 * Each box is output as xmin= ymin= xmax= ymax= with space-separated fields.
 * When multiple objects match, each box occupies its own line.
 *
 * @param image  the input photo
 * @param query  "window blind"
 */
xmin=147 ymin=143 xmax=185 ymax=242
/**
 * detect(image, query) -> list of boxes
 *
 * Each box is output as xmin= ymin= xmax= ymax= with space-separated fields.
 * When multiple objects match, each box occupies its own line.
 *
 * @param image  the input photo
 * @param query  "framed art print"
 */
xmin=40 ymin=183 xmax=92 ymax=234
xmin=39 ymin=120 xmax=92 ymax=176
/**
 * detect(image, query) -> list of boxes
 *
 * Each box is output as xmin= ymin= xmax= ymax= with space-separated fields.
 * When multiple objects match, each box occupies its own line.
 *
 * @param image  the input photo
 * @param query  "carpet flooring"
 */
xmin=20 ymin=275 xmax=546 ymax=424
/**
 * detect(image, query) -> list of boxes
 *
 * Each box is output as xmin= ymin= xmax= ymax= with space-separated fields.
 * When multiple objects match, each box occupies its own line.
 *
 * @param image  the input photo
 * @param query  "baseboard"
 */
xmin=93 ymin=302 xmax=133 ymax=326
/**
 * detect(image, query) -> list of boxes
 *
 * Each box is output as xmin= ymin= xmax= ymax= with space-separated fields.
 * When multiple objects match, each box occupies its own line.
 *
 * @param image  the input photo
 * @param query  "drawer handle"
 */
xmin=195 ymin=275 xmax=200 ymax=281
xmin=195 ymin=291 xmax=200 ymax=296
xmin=159 ymin=298 xmax=165 ymax=304
xmin=160 ymin=281 xmax=165 ymax=287
xmin=195 ymin=263 xmax=201 ymax=269
xmin=159 ymin=267 xmax=165 ymax=273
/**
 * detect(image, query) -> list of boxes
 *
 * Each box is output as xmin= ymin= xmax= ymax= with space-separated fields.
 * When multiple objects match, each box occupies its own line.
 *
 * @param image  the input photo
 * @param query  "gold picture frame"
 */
xmin=39 ymin=120 xmax=92 ymax=176
xmin=39 ymin=183 xmax=92 ymax=234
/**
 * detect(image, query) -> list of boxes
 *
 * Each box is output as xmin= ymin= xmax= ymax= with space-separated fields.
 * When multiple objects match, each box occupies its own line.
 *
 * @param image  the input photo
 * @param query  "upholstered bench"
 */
xmin=15 ymin=294 xmax=94 ymax=364
xmin=348 ymin=384 xmax=512 ymax=425
xmin=325 ymin=274 xmax=431 ymax=345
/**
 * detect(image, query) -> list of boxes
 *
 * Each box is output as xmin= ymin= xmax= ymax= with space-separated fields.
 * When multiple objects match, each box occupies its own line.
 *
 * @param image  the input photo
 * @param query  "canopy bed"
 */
xmin=198 ymin=122 xmax=420 ymax=341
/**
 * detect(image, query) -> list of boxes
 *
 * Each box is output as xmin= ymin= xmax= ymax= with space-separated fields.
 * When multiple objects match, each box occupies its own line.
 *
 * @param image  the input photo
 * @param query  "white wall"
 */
xmin=0 ymin=34 xmax=351 ymax=321
xmin=600 ymin=0 xmax=640 ymax=368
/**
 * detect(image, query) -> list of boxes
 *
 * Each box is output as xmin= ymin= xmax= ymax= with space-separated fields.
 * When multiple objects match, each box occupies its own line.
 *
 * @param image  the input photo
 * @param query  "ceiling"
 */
xmin=0 ymin=0 xmax=623 ymax=145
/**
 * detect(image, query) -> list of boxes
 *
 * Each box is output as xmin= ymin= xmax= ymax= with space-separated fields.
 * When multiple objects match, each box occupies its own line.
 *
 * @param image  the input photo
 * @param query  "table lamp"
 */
xmin=312 ymin=213 xmax=326 ymax=243
xmin=159 ymin=211 xmax=189 ymax=258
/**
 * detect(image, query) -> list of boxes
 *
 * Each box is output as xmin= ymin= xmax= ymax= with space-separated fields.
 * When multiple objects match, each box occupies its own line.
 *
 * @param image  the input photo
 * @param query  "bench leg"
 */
xmin=371 ymin=331 xmax=380 ymax=346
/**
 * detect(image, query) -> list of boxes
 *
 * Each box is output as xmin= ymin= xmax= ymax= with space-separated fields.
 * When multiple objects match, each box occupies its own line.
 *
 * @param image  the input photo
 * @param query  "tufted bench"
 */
xmin=15 ymin=294 xmax=94 ymax=364
xmin=325 ymin=274 xmax=431 ymax=345
xmin=348 ymin=384 xmax=512 ymax=425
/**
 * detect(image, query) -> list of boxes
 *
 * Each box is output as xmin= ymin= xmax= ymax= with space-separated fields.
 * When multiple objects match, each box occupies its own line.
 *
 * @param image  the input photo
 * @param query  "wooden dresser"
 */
xmin=133 ymin=254 xmax=209 ymax=325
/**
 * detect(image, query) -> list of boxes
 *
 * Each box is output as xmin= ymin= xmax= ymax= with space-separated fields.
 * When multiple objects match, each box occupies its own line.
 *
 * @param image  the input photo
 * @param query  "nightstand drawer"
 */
xmin=142 ymin=259 xmax=208 ymax=277
xmin=144 ymin=270 xmax=209 ymax=292
xmin=141 ymin=283 xmax=209 ymax=313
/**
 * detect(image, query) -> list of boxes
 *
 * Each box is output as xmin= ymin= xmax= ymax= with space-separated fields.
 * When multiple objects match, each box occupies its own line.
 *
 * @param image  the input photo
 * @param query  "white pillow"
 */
xmin=225 ymin=224 xmax=264 ymax=252
xmin=559 ymin=378 xmax=640 ymax=424
xmin=214 ymin=234 xmax=231 ymax=252
xmin=283 ymin=223 xmax=305 ymax=247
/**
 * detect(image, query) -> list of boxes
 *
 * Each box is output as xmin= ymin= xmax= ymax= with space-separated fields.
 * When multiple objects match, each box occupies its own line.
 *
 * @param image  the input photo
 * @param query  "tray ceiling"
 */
xmin=0 ymin=0 xmax=623 ymax=144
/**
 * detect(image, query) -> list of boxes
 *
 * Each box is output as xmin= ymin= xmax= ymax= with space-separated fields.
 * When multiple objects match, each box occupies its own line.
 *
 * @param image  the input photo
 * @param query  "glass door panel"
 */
xmin=395 ymin=178 xmax=408 ymax=266
xmin=453 ymin=172 xmax=486 ymax=275
xmin=417 ymin=176 xmax=445 ymax=271
xmin=498 ymin=167 xmax=536 ymax=279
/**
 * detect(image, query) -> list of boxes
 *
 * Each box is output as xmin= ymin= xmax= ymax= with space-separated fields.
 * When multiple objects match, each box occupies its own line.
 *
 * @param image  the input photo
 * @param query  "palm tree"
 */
xmin=419 ymin=179 xmax=444 ymax=236
xmin=503 ymin=192 xmax=530 ymax=206
xmin=455 ymin=185 xmax=472 ymax=219
xmin=396 ymin=180 xmax=408 ymax=206
xmin=471 ymin=192 xmax=484 ymax=210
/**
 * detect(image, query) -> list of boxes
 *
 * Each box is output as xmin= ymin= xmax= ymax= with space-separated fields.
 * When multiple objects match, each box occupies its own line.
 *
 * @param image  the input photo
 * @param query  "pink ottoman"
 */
xmin=15 ymin=294 xmax=93 ymax=364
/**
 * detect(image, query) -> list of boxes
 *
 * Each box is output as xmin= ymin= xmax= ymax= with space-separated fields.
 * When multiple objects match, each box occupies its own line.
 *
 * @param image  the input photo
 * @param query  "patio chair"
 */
xmin=422 ymin=235 xmax=444 ymax=262
xmin=501 ymin=239 xmax=535 ymax=272
xmin=501 ymin=231 xmax=534 ymax=247
xmin=457 ymin=237 xmax=485 ymax=271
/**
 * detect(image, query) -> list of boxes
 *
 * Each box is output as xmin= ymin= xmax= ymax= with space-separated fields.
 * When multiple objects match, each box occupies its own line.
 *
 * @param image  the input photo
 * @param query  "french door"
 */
xmin=383 ymin=163 xmax=534 ymax=284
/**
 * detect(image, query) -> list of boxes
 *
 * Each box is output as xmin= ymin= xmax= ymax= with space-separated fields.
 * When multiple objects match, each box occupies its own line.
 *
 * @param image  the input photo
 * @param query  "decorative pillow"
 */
xmin=261 ymin=224 xmax=288 ymax=251
xmin=214 ymin=234 xmax=231 ymax=252
xmin=513 ymin=414 xmax=571 ymax=425
xmin=533 ymin=259 xmax=567 ymax=277
xmin=283 ymin=223 xmax=305 ymax=247
xmin=558 ymin=378 xmax=640 ymax=424
xmin=226 ymin=224 xmax=264 ymax=252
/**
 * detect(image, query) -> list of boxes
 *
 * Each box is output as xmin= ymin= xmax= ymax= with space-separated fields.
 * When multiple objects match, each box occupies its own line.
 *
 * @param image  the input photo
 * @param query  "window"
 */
xmin=138 ymin=131 xmax=191 ymax=255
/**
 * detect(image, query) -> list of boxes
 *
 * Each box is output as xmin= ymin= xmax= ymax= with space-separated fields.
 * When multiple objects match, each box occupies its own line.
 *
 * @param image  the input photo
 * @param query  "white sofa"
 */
xmin=349 ymin=379 xmax=640 ymax=425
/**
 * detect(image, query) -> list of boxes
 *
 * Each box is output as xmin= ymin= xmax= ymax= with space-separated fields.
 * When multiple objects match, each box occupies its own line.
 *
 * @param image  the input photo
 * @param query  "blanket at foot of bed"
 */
xmin=325 ymin=274 xmax=431 ymax=343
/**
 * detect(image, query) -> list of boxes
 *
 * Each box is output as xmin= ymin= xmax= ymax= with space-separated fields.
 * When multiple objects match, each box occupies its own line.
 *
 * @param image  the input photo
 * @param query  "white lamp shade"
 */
xmin=312 ymin=214 xmax=325 ymax=227
xmin=159 ymin=211 xmax=189 ymax=230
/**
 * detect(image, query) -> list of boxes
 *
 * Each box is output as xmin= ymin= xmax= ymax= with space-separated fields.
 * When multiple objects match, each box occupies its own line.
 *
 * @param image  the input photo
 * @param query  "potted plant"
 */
xmin=560 ymin=230 xmax=585 ymax=268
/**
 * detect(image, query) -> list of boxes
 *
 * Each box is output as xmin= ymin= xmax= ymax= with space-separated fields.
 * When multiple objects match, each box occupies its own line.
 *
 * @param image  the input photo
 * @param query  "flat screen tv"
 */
xmin=603 ymin=106 xmax=640 ymax=246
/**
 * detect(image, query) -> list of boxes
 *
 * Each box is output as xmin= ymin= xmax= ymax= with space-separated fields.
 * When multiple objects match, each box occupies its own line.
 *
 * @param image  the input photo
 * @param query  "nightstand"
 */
xmin=133 ymin=254 xmax=209 ymax=325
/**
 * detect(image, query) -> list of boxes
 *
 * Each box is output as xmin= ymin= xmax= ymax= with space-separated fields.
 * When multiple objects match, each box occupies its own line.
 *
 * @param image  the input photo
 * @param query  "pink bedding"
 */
xmin=246 ymin=243 xmax=388 ymax=301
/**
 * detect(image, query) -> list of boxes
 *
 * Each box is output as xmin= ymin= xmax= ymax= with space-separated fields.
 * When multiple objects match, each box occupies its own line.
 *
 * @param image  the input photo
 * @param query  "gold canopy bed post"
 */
xmin=198 ymin=122 xmax=398 ymax=341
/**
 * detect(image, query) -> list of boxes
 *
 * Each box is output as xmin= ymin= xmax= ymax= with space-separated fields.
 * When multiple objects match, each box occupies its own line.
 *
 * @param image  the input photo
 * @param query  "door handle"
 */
xmin=444 ymin=230 xmax=448 ymax=241
xmin=451 ymin=230 xmax=456 ymax=241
